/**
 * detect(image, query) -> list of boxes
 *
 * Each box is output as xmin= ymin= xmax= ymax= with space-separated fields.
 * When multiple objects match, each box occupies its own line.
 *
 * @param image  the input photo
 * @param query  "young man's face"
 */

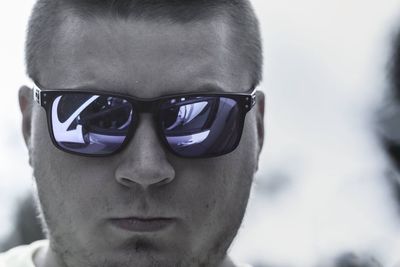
xmin=23 ymin=13 xmax=263 ymax=267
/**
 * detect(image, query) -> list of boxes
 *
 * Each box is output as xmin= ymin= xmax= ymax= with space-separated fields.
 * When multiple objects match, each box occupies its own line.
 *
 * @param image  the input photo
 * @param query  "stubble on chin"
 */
xmin=35 ymin=173 xmax=251 ymax=267
xmin=43 ymin=220 xmax=240 ymax=267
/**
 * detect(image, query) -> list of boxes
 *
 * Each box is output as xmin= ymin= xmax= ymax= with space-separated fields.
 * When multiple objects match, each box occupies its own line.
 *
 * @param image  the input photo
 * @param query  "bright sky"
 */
xmin=2 ymin=1 xmax=400 ymax=266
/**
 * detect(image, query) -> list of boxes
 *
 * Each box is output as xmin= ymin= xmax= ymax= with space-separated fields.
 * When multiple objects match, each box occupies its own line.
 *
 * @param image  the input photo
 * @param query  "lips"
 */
xmin=110 ymin=217 xmax=175 ymax=232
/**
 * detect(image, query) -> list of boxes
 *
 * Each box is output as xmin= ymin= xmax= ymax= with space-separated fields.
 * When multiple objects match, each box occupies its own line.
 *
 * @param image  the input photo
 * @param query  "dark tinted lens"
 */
xmin=51 ymin=93 xmax=133 ymax=155
xmin=159 ymin=96 xmax=243 ymax=157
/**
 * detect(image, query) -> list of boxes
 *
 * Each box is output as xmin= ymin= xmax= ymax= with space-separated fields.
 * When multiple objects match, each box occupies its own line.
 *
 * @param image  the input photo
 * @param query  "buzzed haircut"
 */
xmin=26 ymin=0 xmax=263 ymax=86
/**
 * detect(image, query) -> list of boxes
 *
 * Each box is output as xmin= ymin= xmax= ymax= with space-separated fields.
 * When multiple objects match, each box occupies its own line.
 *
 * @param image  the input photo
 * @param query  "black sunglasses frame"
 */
xmin=32 ymin=83 xmax=257 ymax=158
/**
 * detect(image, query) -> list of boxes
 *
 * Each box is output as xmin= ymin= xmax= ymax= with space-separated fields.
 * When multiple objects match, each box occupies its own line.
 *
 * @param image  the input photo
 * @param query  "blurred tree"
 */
xmin=376 ymin=27 xmax=400 ymax=213
xmin=333 ymin=253 xmax=382 ymax=267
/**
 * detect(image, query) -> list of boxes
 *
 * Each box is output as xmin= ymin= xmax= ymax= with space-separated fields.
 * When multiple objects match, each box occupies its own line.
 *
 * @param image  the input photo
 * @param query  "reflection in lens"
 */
xmin=160 ymin=97 xmax=242 ymax=157
xmin=166 ymin=102 xmax=208 ymax=131
xmin=166 ymin=130 xmax=210 ymax=147
xmin=51 ymin=94 xmax=133 ymax=155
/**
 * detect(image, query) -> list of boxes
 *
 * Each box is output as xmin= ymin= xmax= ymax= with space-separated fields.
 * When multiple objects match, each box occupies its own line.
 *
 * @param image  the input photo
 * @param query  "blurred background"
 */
xmin=2 ymin=0 xmax=400 ymax=266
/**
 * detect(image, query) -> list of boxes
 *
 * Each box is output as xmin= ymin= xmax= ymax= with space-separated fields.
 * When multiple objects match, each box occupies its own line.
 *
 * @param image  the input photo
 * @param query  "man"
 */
xmin=0 ymin=0 xmax=264 ymax=266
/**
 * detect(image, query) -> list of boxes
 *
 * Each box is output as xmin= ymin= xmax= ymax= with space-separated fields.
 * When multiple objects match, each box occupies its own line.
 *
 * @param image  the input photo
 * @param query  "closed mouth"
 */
xmin=110 ymin=217 xmax=175 ymax=232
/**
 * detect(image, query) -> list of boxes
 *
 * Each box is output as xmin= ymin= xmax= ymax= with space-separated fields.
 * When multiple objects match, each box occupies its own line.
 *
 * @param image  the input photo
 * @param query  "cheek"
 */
xmin=33 ymin=158 xmax=118 ymax=235
xmin=31 ymin=109 xmax=116 ymax=219
xmin=170 ymin=145 xmax=255 ymax=225
xmin=168 ymin=154 xmax=254 ymax=252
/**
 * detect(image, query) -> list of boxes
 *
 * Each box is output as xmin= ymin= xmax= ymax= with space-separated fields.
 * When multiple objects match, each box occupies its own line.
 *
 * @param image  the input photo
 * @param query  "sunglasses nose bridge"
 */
xmin=114 ymin=113 xmax=175 ymax=188
xmin=134 ymin=99 xmax=158 ymax=113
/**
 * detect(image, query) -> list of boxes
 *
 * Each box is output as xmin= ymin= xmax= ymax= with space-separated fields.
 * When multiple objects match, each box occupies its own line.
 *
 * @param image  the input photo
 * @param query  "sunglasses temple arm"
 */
xmin=32 ymin=84 xmax=43 ymax=105
xmin=250 ymin=88 xmax=257 ymax=108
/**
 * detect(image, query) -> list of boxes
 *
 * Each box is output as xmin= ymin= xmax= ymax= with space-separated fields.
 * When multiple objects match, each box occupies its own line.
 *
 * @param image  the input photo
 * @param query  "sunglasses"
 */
xmin=32 ymin=83 xmax=257 ymax=158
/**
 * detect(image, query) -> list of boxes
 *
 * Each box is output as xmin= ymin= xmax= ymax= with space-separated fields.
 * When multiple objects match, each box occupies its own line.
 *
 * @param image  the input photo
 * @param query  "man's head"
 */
xmin=19 ymin=1 xmax=264 ymax=266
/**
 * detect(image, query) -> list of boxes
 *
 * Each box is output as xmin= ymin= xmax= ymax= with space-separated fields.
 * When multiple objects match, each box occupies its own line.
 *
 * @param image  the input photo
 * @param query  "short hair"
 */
xmin=26 ymin=0 xmax=263 ymax=86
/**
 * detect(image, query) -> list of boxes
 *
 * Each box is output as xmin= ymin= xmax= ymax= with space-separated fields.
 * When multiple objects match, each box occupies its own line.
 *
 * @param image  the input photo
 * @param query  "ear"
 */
xmin=19 ymin=86 xmax=33 ymax=150
xmin=255 ymin=90 xmax=265 ymax=159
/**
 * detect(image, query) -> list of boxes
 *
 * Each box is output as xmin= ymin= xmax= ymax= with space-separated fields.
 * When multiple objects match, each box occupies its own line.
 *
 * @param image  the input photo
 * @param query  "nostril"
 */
xmin=116 ymin=176 xmax=173 ymax=188
xmin=119 ymin=177 xmax=136 ymax=186
xmin=155 ymin=177 xmax=173 ymax=186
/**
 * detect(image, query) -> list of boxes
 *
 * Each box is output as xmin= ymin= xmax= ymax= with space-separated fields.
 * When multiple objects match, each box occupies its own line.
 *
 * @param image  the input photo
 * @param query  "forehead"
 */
xmin=37 ymin=13 xmax=252 ymax=97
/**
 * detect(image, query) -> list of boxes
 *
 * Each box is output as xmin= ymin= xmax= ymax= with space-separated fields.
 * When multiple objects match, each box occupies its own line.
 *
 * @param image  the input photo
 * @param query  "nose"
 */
xmin=114 ymin=114 xmax=175 ymax=188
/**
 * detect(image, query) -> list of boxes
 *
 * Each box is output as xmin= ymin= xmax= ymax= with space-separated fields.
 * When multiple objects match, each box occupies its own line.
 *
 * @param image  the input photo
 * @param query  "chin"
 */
xmin=55 ymin=236 xmax=229 ymax=267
